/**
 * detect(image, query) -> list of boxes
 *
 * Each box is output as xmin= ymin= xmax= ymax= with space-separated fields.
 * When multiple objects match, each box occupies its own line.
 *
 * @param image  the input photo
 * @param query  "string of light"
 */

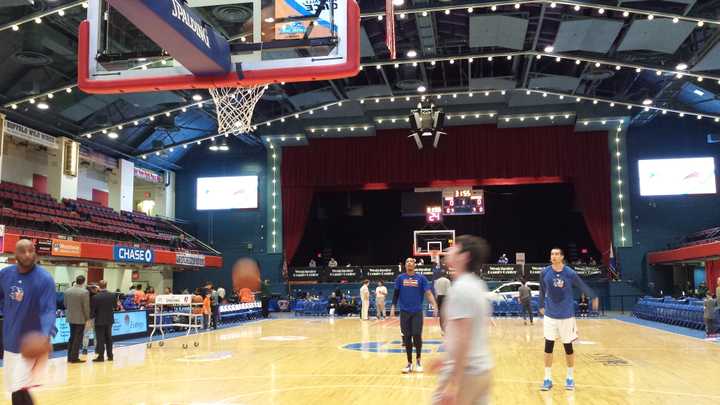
xmin=613 ymin=126 xmax=627 ymax=244
xmin=364 ymin=0 xmax=720 ymax=27
xmin=270 ymin=148 xmax=278 ymax=252
xmin=134 ymin=85 xmax=720 ymax=157
xmin=0 ymin=1 xmax=88 ymax=33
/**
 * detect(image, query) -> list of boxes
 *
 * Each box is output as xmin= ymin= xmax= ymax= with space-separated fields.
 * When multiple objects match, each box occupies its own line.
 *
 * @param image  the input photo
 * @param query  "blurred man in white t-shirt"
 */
xmin=430 ymin=235 xmax=493 ymax=405
xmin=375 ymin=281 xmax=388 ymax=320
xmin=360 ymin=280 xmax=370 ymax=320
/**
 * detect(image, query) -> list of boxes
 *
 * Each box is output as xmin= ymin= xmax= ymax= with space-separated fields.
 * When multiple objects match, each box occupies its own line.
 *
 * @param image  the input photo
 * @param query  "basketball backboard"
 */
xmin=413 ymin=230 xmax=455 ymax=257
xmin=78 ymin=0 xmax=360 ymax=94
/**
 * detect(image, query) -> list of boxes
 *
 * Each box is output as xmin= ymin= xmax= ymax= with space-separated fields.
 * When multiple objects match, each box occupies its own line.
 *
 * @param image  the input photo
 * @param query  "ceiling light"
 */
xmin=491 ymin=5 xmax=497 ymax=11
xmin=392 ymin=0 xmax=404 ymax=5
xmin=694 ymin=89 xmax=705 ymax=96
xmin=399 ymin=13 xmax=406 ymax=19
xmin=556 ymin=57 xmax=561 ymax=62
xmin=468 ymin=7 xmax=474 ymax=13
xmin=192 ymin=94 xmax=203 ymax=101
xmin=11 ymin=25 xmax=19 ymax=31
xmin=672 ymin=17 xmax=679 ymax=23
xmin=623 ymin=11 xmax=630 ymax=17
xmin=598 ymin=8 xmax=605 ymax=15
xmin=11 ymin=104 xmax=17 ymax=109
xmin=550 ymin=2 xmax=557 ymax=8
xmin=615 ymin=65 xmax=621 ymax=70
xmin=575 ymin=60 xmax=581 ymax=65
xmin=445 ymin=9 xmax=450 ymax=15
xmin=35 ymin=18 xmax=42 ymax=24
xmin=264 ymin=17 xmax=275 ymax=23
xmin=515 ymin=4 xmax=521 ymax=9
xmin=635 ymin=68 xmax=642 ymax=73
xmin=507 ymin=55 xmax=512 ymax=60
xmin=37 ymin=102 xmax=49 ymax=110
xmin=209 ymin=144 xmax=219 ymax=151
xmin=647 ymin=14 xmax=654 ymax=20
xmin=676 ymin=63 xmax=688 ymax=71
xmin=698 ymin=21 xmax=705 ymax=27
xmin=449 ymin=59 xmax=455 ymax=64
xmin=595 ymin=62 xmax=601 ymax=68
xmin=574 ymin=5 xmax=580 ymax=11
xmin=66 ymin=88 xmax=72 ymax=93
xmin=108 ymin=132 xmax=119 ymax=139
xmin=697 ymin=77 xmax=704 ymax=82
xmin=378 ymin=15 xmax=383 ymax=21
xmin=406 ymin=50 xmax=417 ymax=58
xmin=422 ymin=11 xmax=428 ymax=17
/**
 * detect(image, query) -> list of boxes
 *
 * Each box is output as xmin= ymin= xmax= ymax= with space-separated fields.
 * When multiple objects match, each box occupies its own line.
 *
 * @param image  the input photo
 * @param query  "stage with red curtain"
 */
xmin=281 ymin=125 xmax=611 ymax=264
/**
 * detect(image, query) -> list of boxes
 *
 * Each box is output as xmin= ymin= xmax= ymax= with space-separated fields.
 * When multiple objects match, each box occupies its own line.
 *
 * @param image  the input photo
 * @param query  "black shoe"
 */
xmin=68 ymin=359 xmax=84 ymax=364
xmin=82 ymin=349 xmax=88 ymax=355
xmin=93 ymin=357 xmax=104 ymax=362
xmin=107 ymin=356 xmax=113 ymax=361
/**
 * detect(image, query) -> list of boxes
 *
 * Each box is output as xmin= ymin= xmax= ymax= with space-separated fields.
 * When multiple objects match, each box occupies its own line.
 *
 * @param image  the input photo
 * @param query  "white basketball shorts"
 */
xmin=3 ymin=351 xmax=47 ymax=393
xmin=543 ymin=316 xmax=578 ymax=344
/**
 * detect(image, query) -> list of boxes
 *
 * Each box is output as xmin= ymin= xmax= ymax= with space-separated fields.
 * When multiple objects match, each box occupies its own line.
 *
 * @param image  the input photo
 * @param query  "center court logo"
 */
xmin=342 ymin=340 xmax=445 ymax=354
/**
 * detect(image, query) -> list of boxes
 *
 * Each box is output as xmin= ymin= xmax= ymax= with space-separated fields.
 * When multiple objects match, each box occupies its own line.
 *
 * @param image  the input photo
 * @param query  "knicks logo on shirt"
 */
xmin=552 ymin=278 xmax=565 ymax=289
xmin=9 ymin=286 xmax=24 ymax=302
xmin=402 ymin=279 xmax=419 ymax=288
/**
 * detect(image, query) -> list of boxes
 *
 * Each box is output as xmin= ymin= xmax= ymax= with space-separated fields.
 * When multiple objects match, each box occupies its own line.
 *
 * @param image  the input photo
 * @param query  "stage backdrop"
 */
xmin=282 ymin=125 xmax=610 ymax=265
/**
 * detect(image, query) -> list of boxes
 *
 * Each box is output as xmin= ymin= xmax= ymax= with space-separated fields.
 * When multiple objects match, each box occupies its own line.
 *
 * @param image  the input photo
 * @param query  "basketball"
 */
xmin=20 ymin=332 xmax=51 ymax=359
xmin=232 ymin=258 xmax=261 ymax=293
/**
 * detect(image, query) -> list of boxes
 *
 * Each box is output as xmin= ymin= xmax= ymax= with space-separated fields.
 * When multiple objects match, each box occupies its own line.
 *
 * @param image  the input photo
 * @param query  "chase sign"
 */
xmin=114 ymin=246 xmax=154 ymax=264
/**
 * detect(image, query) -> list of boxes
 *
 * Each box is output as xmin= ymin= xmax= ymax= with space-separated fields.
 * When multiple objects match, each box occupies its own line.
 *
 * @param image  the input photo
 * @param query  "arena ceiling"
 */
xmin=1 ymin=0 xmax=720 ymax=170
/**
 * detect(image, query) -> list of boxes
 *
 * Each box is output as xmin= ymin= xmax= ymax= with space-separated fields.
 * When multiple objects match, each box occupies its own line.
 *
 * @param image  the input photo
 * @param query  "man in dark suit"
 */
xmin=64 ymin=275 xmax=90 ymax=363
xmin=91 ymin=280 xmax=116 ymax=362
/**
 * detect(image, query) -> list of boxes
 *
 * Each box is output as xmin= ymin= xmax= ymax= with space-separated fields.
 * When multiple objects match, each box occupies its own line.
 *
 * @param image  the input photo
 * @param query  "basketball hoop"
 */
xmin=208 ymin=85 xmax=267 ymax=136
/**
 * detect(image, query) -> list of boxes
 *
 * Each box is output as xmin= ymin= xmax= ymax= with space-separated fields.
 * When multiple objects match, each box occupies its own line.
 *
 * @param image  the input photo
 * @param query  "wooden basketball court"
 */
xmin=12 ymin=317 xmax=720 ymax=404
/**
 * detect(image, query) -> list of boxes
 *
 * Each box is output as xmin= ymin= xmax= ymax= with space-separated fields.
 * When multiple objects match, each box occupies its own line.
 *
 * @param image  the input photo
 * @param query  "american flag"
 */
xmin=386 ymin=0 xmax=396 ymax=59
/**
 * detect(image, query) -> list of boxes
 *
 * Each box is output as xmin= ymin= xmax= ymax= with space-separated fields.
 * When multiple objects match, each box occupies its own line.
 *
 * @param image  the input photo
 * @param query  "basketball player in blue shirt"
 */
xmin=1 ymin=239 xmax=57 ymax=405
xmin=391 ymin=257 xmax=438 ymax=373
xmin=539 ymin=247 xmax=598 ymax=391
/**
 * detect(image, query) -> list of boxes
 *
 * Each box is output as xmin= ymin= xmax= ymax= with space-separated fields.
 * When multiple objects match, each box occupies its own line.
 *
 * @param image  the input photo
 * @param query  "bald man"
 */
xmin=1 ymin=239 xmax=57 ymax=405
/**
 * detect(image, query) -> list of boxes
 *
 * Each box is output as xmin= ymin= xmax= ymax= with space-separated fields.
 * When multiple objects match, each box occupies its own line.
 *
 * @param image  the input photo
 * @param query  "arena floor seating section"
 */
xmin=633 ymin=296 xmax=717 ymax=330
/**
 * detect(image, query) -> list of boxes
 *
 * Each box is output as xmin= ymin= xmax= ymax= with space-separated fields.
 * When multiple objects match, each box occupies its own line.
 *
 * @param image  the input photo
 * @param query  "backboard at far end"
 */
xmin=78 ymin=0 xmax=360 ymax=94
xmin=413 ymin=230 xmax=455 ymax=257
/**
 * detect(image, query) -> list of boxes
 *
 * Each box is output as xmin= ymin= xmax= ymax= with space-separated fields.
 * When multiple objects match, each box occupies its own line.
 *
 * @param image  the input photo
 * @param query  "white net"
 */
xmin=209 ymin=85 xmax=267 ymax=136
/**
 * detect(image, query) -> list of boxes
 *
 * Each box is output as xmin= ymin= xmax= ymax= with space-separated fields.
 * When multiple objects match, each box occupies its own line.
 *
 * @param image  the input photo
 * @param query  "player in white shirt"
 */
xmin=375 ymin=281 xmax=388 ymax=320
xmin=359 ymin=280 xmax=370 ymax=320
xmin=430 ymin=235 xmax=493 ymax=405
xmin=434 ymin=272 xmax=451 ymax=333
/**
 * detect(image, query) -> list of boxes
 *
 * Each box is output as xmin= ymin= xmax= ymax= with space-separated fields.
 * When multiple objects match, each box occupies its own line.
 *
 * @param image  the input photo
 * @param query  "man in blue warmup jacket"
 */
xmin=1 ymin=239 xmax=57 ymax=405
xmin=539 ymin=247 xmax=598 ymax=392
xmin=390 ymin=257 xmax=438 ymax=374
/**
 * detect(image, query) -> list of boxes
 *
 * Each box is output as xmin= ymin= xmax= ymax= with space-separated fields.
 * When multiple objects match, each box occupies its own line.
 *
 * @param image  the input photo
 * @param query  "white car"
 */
xmin=488 ymin=282 xmax=540 ymax=302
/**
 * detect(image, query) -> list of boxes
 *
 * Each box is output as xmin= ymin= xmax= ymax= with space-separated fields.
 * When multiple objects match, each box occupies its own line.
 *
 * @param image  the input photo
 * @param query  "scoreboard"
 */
xmin=442 ymin=188 xmax=485 ymax=215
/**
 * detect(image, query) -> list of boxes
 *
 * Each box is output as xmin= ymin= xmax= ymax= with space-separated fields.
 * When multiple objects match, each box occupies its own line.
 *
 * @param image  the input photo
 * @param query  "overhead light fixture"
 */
xmin=642 ymin=98 xmax=653 ymax=105
xmin=37 ymin=102 xmax=49 ymax=110
xmin=192 ymin=94 xmax=203 ymax=101
xmin=574 ymin=5 xmax=580 ymax=11
xmin=491 ymin=5 xmax=497 ymax=11
xmin=544 ymin=45 xmax=554 ymax=53
xmin=417 ymin=85 xmax=427 ymax=92
xmin=623 ymin=11 xmax=630 ymax=17
xmin=550 ymin=2 xmax=556 ymax=8
xmin=108 ymin=132 xmax=119 ymax=139
xmin=647 ymin=14 xmax=654 ymax=20
xmin=264 ymin=17 xmax=275 ymax=23
xmin=515 ymin=3 xmax=521 ymax=9
xmin=392 ymin=0 xmax=404 ymax=5
xmin=672 ymin=17 xmax=679 ymax=23
xmin=676 ymin=63 xmax=688 ymax=71
xmin=598 ymin=8 xmax=605 ymax=14
xmin=445 ymin=9 xmax=450 ymax=15
xmin=698 ymin=21 xmax=705 ymax=27
xmin=694 ymin=89 xmax=705 ymax=96
xmin=407 ymin=50 xmax=417 ymax=58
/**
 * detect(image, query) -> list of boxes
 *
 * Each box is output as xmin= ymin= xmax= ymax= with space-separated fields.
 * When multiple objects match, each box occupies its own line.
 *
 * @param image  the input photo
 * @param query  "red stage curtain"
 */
xmin=707 ymin=260 xmax=720 ymax=293
xmin=281 ymin=125 xmax=611 ymax=263
xmin=282 ymin=187 xmax=315 ymax=264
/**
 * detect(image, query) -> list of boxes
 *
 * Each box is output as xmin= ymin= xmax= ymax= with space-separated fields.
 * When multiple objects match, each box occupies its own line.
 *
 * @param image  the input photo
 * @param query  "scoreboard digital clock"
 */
xmin=426 ymin=206 xmax=442 ymax=223
xmin=442 ymin=188 xmax=485 ymax=215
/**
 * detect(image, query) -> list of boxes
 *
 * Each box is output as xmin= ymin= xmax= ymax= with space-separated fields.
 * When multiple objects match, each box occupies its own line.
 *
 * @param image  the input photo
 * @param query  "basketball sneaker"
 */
xmin=565 ymin=378 xmax=575 ymax=391
xmin=541 ymin=379 xmax=553 ymax=391
xmin=402 ymin=364 xmax=413 ymax=374
xmin=415 ymin=362 xmax=423 ymax=373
